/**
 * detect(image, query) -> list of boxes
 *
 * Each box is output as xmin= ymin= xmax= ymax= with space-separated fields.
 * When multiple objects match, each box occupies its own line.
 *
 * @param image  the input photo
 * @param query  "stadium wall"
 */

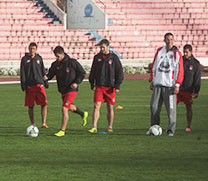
xmin=1 ymin=57 xmax=208 ymax=71
xmin=0 ymin=59 xmax=153 ymax=70
xmin=67 ymin=0 xmax=108 ymax=29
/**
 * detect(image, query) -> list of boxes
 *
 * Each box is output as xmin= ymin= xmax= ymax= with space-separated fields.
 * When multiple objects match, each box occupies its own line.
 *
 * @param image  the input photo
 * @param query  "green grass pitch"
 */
xmin=0 ymin=79 xmax=207 ymax=180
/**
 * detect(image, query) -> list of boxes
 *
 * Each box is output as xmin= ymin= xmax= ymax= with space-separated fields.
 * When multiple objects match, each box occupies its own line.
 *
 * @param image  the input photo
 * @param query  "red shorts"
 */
xmin=25 ymin=84 xmax=47 ymax=107
xmin=61 ymin=91 xmax=78 ymax=109
xmin=94 ymin=86 xmax=116 ymax=105
xmin=177 ymin=91 xmax=193 ymax=105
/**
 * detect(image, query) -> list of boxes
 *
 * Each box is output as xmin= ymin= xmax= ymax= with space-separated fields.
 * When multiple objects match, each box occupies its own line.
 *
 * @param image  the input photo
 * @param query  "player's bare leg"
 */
xmin=61 ymin=106 xmax=69 ymax=131
xmin=107 ymin=103 xmax=114 ymax=132
xmin=28 ymin=106 xmax=35 ymax=125
xmin=89 ymin=102 xmax=101 ymax=133
xmin=70 ymin=104 xmax=82 ymax=115
xmin=186 ymin=104 xmax=192 ymax=131
xmin=54 ymin=106 xmax=68 ymax=136
xmin=41 ymin=105 xmax=48 ymax=128
xmin=93 ymin=102 xmax=102 ymax=126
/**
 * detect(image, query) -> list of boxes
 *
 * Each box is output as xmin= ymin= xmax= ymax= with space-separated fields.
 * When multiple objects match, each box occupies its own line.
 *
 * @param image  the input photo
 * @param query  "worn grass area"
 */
xmin=0 ymin=80 xmax=207 ymax=181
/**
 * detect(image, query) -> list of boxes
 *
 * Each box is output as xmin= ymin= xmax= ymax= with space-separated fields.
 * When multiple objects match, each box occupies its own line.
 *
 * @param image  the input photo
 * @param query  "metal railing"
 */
xmin=56 ymin=0 xmax=67 ymax=12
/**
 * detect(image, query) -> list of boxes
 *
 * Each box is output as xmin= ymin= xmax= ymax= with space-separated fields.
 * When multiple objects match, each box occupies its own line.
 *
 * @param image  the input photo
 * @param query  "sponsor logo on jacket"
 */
xmin=158 ymin=61 xmax=170 ymax=73
xmin=189 ymin=65 xmax=193 ymax=71
xmin=66 ymin=67 xmax=70 ymax=73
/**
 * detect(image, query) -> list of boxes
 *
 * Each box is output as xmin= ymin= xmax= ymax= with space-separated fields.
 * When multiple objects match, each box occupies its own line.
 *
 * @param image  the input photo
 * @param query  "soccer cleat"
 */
xmin=88 ymin=127 xmax=97 ymax=134
xmin=168 ymin=133 xmax=174 ymax=136
xmin=82 ymin=112 xmax=88 ymax=127
xmin=41 ymin=124 xmax=48 ymax=128
xmin=167 ymin=130 xmax=174 ymax=136
xmin=108 ymin=128 xmax=113 ymax=133
xmin=54 ymin=130 xmax=65 ymax=137
xmin=185 ymin=128 xmax=191 ymax=132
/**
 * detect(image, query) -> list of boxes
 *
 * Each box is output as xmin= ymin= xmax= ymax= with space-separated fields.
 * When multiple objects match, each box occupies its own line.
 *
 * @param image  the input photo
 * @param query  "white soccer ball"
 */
xmin=27 ymin=125 xmax=39 ymax=137
xmin=149 ymin=125 xmax=162 ymax=136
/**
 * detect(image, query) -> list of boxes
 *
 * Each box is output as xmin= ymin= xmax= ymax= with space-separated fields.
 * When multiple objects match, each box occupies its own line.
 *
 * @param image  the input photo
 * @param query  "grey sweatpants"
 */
xmin=150 ymin=85 xmax=176 ymax=134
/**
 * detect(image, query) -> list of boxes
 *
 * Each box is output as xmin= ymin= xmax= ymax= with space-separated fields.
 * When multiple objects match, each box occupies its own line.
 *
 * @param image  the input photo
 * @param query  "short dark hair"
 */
xmin=29 ymin=42 xmax=37 ymax=48
xmin=99 ymin=39 xmax=110 ymax=46
xmin=183 ymin=44 xmax=192 ymax=52
xmin=53 ymin=46 xmax=64 ymax=54
xmin=164 ymin=32 xmax=174 ymax=40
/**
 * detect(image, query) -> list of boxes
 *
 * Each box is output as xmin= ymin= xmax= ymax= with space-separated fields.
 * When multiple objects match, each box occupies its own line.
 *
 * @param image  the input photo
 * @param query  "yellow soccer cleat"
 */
xmin=82 ymin=112 xmax=88 ymax=127
xmin=54 ymin=130 xmax=65 ymax=137
xmin=88 ymin=127 xmax=97 ymax=134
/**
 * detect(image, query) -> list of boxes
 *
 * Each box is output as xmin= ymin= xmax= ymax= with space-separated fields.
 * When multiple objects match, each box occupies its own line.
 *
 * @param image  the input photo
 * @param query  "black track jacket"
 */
xmin=180 ymin=55 xmax=201 ymax=93
xmin=89 ymin=52 xmax=124 ymax=90
xmin=47 ymin=53 xmax=86 ymax=94
xmin=20 ymin=53 xmax=46 ymax=91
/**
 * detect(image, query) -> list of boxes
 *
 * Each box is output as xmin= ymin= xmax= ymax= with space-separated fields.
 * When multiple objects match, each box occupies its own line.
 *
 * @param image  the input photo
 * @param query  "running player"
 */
xmin=46 ymin=46 xmax=88 ymax=137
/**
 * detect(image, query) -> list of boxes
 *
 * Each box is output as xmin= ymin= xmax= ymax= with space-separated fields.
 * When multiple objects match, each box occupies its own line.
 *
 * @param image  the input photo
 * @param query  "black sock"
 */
xmin=74 ymin=106 xmax=84 ymax=117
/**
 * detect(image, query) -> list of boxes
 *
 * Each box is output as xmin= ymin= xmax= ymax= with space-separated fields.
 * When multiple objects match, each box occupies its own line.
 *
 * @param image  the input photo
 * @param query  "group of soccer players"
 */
xmin=20 ymin=39 xmax=123 ymax=136
xmin=20 ymin=33 xmax=201 ymax=137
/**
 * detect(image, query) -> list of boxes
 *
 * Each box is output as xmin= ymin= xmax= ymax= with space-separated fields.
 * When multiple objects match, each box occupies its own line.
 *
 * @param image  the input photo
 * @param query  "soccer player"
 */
xmin=177 ymin=44 xmax=201 ymax=132
xmin=46 ymin=46 xmax=88 ymax=137
xmin=20 ymin=42 xmax=48 ymax=128
xmin=148 ymin=33 xmax=184 ymax=136
xmin=88 ymin=39 xmax=124 ymax=133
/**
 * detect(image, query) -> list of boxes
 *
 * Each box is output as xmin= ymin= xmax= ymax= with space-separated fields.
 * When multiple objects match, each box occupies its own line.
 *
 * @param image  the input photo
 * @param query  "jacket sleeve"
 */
xmin=89 ymin=56 xmax=97 ymax=89
xmin=193 ymin=61 xmax=201 ymax=93
xmin=40 ymin=56 xmax=46 ymax=76
xmin=149 ymin=47 xmax=162 ymax=82
xmin=20 ymin=58 xmax=26 ymax=91
xmin=175 ymin=50 xmax=184 ymax=86
xmin=40 ymin=57 xmax=49 ymax=88
xmin=73 ymin=60 xmax=86 ymax=84
xmin=47 ymin=62 xmax=56 ymax=80
xmin=114 ymin=55 xmax=124 ymax=90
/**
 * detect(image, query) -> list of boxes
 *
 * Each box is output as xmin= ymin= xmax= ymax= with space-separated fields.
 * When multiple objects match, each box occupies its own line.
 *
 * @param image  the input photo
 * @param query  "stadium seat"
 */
xmin=0 ymin=0 xmax=208 ymax=64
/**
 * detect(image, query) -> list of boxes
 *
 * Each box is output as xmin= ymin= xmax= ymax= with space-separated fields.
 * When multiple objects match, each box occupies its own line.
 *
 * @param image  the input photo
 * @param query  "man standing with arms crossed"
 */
xmin=46 ymin=46 xmax=88 ymax=137
xmin=20 ymin=42 xmax=48 ymax=128
xmin=148 ymin=33 xmax=184 ymax=136
xmin=177 ymin=44 xmax=201 ymax=132
xmin=88 ymin=39 xmax=124 ymax=133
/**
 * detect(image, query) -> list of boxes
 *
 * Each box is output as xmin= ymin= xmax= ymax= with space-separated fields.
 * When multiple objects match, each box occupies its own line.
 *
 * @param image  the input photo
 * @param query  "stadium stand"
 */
xmin=0 ymin=0 xmax=98 ymax=66
xmin=95 ymin=0 xmax=208 ymax=61
xmin=0 ymin=0 xmax=208 ymax=69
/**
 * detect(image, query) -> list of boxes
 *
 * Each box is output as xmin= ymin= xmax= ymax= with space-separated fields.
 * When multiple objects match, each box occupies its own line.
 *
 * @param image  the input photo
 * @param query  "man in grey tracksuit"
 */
xmin=148 ymin=33 xmax=184 ymax=136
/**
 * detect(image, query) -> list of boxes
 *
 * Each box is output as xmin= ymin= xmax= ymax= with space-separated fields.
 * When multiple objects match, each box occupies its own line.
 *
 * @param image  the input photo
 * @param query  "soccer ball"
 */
xmin=149 ymin=125 xmax=162 ymax=136
xmin=27 ymin=125 xmax=39 ymax=137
